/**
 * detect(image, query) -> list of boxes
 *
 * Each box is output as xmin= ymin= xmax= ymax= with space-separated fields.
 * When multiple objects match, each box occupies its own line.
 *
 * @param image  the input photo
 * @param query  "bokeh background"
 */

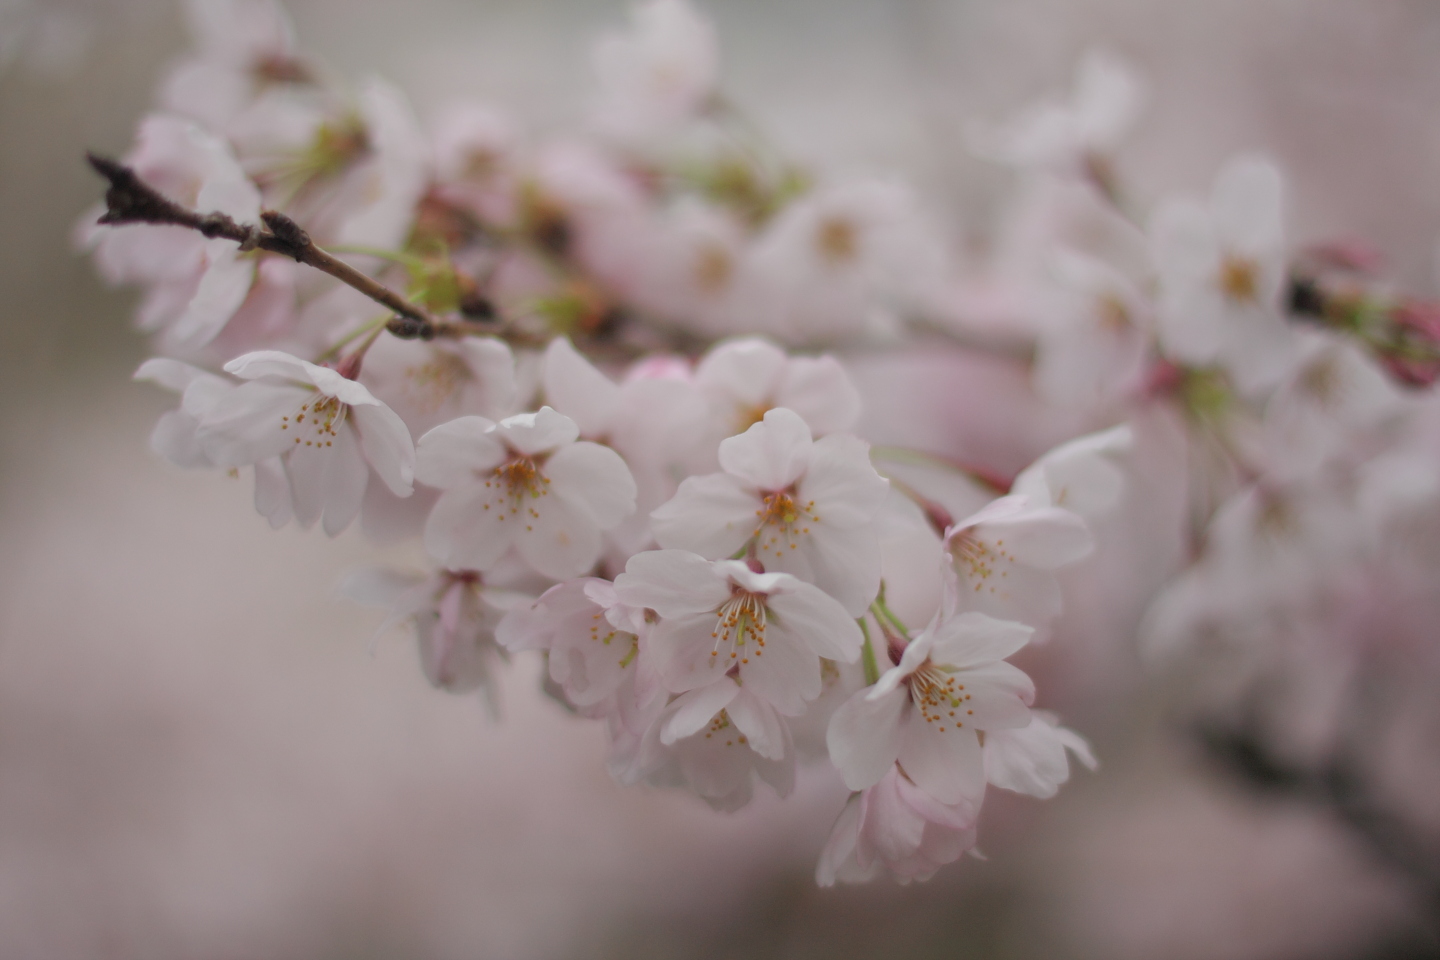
xmin=2 ymin=0 xmax=1439 ymax=957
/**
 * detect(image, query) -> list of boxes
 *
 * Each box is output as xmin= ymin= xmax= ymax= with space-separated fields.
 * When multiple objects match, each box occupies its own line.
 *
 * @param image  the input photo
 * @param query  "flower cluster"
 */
xmin=85 ymin=0 xmax=1440 ymax=889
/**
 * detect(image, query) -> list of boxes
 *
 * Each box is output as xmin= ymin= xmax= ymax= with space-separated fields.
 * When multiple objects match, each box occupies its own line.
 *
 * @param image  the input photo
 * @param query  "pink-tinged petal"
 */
xmin=827 ymin=686 xmax=906 ymax=790
xmin=740 ymin=628 xmax=819 ymax=714
xmin=169 ymin=242 xmax=254 ymax=346
xmin=800 ymin=434 xmax=889 ymax=525
xmin=897 ymin=708 xmax=987 ymax=806
xmin=929 ymin=612 xmax=1033 ymax=668
xmin=661 ymin=681 xmax=741 ymax=744
xmin=860 ymin=771 xmax=928 ymax=864
xmin=646 ymin=613 xmax=731 ymax=692
xmin=695 ymin=338 xmax=786 ymax=407
xmin=895 ymin=771 xmax=981 ymax=829
xmin=415 ymin=417 xmax=504 ymax=488
xmin=950 ymin=559 xmax=1063 ymax=624
xmin=496 ymin=406 xmax=579 ymax=455
xmin=976 ymin=508 xmax=1092 ymax=568
xmin=650 ymin=473 xmax=758 ymax=558
xmin=351 ymin=403 xmax=415 ymax=496
xmin=513 ymin=488 xmax=603 ymax=579
xmin=193 ymin=128 xmax=262 ymax=221
xmin=424 ymin=483 xmax=513 ymax=571
xmin=614 ymin=550 xmax=729 ymax=617
xmin=253 ymin=457 xmax=292 ymax=529
xmin=223 ymin=349 xmax=317 ymax=384
xmin=150 ymin=411 xmax=208 ymax=468
xmin=726 ymin=690 xmax=788 ymax=760
xmin=791 ymin=521 xmax=882 ymax=617
xmin=284 ymin=441 xmax=326 ymax=529
xmin=320 ymin=426 xmax=370 ymax=536
xmin=775 ymin=355 xmax=860 ymax=435
xmin=134 ymin=357 xmax=210 ymax=393
xmin=816 ymin=794 xmax=874 ymax=887
xmin=717 ymin=407 xmax=813 ymax=490
xmin=544 ymin=441 xmax=637 ymax=528
xmin=1212 ymin=154 xmax=1283 ymax=255
xmin=543 ymin=337 xmax=622 ymax=437
xmin=199 ymin=380 xmax=306 ymax=467
xmin=307 ymin=366 xmax=384 ymax=408
xmin=765 ymin=580 xmax=863 ymax=662
xmin=953 ymin=661 xmax=1035 ymax=723
xmin=455 ymin=337 xmax=519 ymax=420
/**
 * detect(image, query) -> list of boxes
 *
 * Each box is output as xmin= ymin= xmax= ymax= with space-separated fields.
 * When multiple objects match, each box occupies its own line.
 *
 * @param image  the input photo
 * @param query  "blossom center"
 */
xmin=280 ymin=393 xmax=346 ymax=449
xmin=404 ymin=352 xmax=474 ymax=413
xmin=816 ymin=216 xmax=858 ymax=266
xmin=949 ymin=531 xmax=1014 ymax=594
xmin=1219 ymin=255 xmax=1259 ymax=303
xmin=907 ymin=659 xmax=973 ymax=733
xmin=694 ymin=242 xmax=733 ymax=294
xmin=752 ymin=490 xmax=820 ymax=562
xmin=480 ymin=454 xmax=552 ymax=528
xmin=701 ymin=709 xmax=749 ymax=747
xmin=710 ymin=588 xmax=768 ymax=665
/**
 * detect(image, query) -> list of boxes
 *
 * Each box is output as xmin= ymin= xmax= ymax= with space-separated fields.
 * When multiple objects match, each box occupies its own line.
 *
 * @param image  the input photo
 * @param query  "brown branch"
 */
xmin=86 ymin=151 xmax=465 ymax=342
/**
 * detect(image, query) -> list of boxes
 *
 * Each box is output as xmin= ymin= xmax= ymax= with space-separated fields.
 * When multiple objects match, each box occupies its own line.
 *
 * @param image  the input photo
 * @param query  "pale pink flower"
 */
xmin=343 ymin=566 xmax=532 ymax=709
xmin=983 ymin=710 xmax=1097 ymax=798
xmin=82 ymin=114 xmax=262 ymax=350
xmin=1151 ymin=155 xmax=1296 ymax=394
xmin=970 ymin=49 xmax=1144 ymax=177
xmin=361 ymin=336 xmax=520 ymax=438
xmin=495 ymin=577 xmax=654 ymax=716
xmin=943 ymin=494 xmax=1093 ymax=627
xmin=590 ymin=0 xmax=719 ymax=141
xmin=610 ymin=676 xmax=795 ymax=812
xmin=827 ymin=610 xmax=1034 ymax=805
xmin=1032 ymin=248 xmax=1150 ymax=407
xmin=613 ymin=550 xmax=861 ymax=714
xmin=194 ymin=351 xmax=415 ymax=534
xmin=816 ymin=765 xmax=980 ymax=886
xmin=693 ymin=337 xmax=862 ymax=438
xmin=416 ymin=407 xmax=637 ymax=579
xmin=1010 ymin=424 xmax=1133 ymax=519
xmin=650 ymin=407 xmax=889 ymax=616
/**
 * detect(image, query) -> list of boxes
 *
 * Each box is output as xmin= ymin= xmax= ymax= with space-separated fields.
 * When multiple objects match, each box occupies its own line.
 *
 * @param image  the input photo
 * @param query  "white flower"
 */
xmin=970 ymin=49 xmax=1144 ymax=176
xmin=360 ymin=335 xmax=520 ymax=438
xmin=590 ymin=0 xmax=719 ymax=141
xmin=195 ymin=350 xmax=415 ymax=534
xmin=817 ymin=765 xmax=980 ymax=886
xmin=334 ymin=78 xmax=431 ymax=250
xmin=983 ymin=710 xmax=1097 ymax=799
xmin=694 ymin=337 xmax=862 ymax=439
xmin=611 ymin=676 xmax=796 ymax=812
xmin=495 ymin=577 xmax=652 ymax=715
xmin=827 ymin=611 xmax=1034 ymax=805
xmin=650 ymin=407 xmax=889 ymax=615
xmin=1032 ymin=248 xmax=1150 ymax=407
xmin=613 ymin=550 xmax=861 ymax=715
xmin=82 ymin=115 xmax=262 ymax=350
xmin=1151 ymin=155 xmax=1296 ymax=394
xmin=747 ymin=179 xmax=944 ymax=343
xmin=343 ymin=566 xmax=531 ymax=708
xmin=1010 ymin=424 xmax=1132 ymax=519
xmin=943 ymin=494 xmax=1093 ymax=627
xmin=416 ymin=407 xmax=637 ymax=579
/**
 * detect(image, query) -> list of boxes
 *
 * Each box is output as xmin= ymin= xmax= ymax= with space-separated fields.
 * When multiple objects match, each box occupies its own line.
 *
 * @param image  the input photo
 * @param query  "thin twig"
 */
xmin=86 ymin=152 xmax=521 ymax=346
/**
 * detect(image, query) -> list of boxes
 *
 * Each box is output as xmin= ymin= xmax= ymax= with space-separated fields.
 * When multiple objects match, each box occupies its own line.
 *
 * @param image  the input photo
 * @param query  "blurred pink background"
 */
xmin=1 ymin=0 xmax=1438 ymax=956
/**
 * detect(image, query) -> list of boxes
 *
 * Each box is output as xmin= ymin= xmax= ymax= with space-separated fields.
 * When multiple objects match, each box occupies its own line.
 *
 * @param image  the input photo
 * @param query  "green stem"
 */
xmin=858 ymin=617 xmax=880 ymax=686
xmin=314 ymin=315 xmax=389 ymax=363
xmin=871 ymin=585 xmax=910 ymax=640
xmin=328 ymin=244 xmax=427 ymax=270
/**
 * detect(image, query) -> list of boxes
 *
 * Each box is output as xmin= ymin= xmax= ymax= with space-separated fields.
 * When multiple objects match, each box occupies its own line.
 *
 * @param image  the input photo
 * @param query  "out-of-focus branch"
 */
xmin=1195 ymin=719 xmax=1440 ymax=938
xmin=87 ymin=152 xmax=519 ymax=345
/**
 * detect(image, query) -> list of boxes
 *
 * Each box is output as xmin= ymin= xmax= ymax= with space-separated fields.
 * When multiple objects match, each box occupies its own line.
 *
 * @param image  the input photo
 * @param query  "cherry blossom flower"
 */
xmin=650 ymin=407 xmax=889 ymax=615
xmin=1010 ymin=424 xmax=1133 ymax=519
xmin=827 ymin=610 xmax=1034 ymax=805
xmin=942 ymin=494 xmax=1093 ymax=626
xmin=189 ymin=350 xmax=415 ymax=534
xmin=816 ymin=765 xmax=980 ymax=886
xmin=343 ymin=566 xmax=534 ymax=709
xmin=416 ymin=407 xmax=637 ymax=580
xmin=610 ymin=676 xmax=795 ymax=812
xmin=970 ymin=49 xmax=1144 ymax=181
xmin=82 ymin=115 xmax=263 ymax=351
xmin=983 ymin=710 xmax=1097 ymax=799
xmin=613 ymin=549 xmax=861 ymax=714
xmin=693 ymin=337 xmax=862 ymax=439
xmin=1032 ymin=248 xmax=1150 ymax=407
xmin=1151 ymin=155 xmax=1296 ymax=395
xmin=590 ymin=0 xmax=719 ymax=142
xmin=495 ymin=577 xmax=655 ymax=715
